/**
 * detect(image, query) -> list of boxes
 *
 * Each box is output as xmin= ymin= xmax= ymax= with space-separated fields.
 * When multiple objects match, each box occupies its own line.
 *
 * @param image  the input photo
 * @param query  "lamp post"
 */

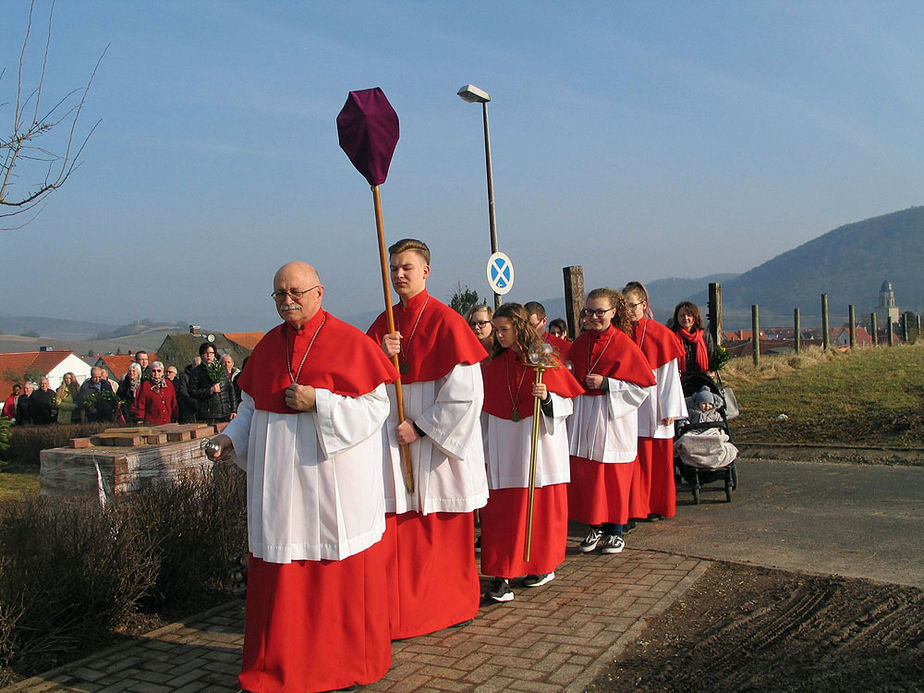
xmin=458 ymin=83 xmax=501 ymax=308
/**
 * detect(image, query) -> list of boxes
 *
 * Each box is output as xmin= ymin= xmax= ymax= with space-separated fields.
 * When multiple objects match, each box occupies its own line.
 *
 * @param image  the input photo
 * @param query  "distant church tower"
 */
xmin=876 ymin=280 xmax=900 ymax=326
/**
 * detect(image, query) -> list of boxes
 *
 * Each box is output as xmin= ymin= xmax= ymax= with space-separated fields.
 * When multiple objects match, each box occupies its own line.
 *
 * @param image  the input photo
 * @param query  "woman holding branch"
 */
xmin=480 ymin=303 xmax=582 ymax=603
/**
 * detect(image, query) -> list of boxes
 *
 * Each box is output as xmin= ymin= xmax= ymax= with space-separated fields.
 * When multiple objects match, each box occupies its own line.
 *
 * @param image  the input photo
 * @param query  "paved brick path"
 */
xmin=3 ymin=544 xmax=708 ymax=693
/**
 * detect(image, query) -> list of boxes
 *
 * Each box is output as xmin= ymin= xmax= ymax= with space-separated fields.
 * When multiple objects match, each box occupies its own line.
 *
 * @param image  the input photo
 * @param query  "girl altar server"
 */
xmin=480 ymin=303 xmax=583 ymax=602
xmin=623 ymin=281 xmax=688 ymax=520
xmin=568 ymin=288 xmax=656 ymax=554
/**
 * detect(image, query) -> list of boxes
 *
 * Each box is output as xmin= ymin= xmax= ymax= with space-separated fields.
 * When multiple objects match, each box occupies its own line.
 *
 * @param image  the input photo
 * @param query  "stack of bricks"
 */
xmin=70 ymin=423 xmax=227 ymax=449
xmin=40 ymin=423 xmax=232 ymax=504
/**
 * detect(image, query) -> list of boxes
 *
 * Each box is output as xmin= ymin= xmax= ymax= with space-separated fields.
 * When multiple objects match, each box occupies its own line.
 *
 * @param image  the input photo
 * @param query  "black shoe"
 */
xmin=523 ymin=572 xmax=555 ymax=587
xmin=487 ymin=577 xmax=514 ymax=602
xmin=601 ymin=534 xmax=625 ymax=554
xmin=580 ymin=526 xmax=604 ymax=552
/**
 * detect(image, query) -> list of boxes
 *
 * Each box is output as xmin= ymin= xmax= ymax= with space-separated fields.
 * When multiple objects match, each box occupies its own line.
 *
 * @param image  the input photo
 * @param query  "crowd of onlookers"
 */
xmin=1 ymin=343 xmax=242 ymax=428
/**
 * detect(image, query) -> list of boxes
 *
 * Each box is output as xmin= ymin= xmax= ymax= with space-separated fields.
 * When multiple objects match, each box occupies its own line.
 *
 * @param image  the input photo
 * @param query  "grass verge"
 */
xmin=722 ymin=343 xmax=924 ymax=447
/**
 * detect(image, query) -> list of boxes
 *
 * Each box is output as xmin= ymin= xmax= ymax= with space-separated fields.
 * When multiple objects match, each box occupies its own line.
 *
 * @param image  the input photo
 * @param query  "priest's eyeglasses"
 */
xmin=585 ymin=307 xmax=615 ymax=318
xmin=271 ymin=285 xmax=320 ymax=302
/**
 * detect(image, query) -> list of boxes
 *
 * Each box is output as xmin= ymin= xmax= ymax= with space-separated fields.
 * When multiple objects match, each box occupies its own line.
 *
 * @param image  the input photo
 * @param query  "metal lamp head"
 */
xmin=457 ymin=84 xmax=491 ymax=103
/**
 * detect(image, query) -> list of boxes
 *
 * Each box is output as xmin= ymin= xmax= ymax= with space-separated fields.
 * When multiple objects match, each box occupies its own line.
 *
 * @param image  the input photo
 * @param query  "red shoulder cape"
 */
xmin=366 ymin=290 xmax=488 ymax=384
xmin=239 ymin=310 xmax=397 ymax=414
xmin=631 ymin=317 xmax=685 ymax=369
xmin=570 ymin=326 xmax=657 ymax=394
xmin=482 ymin=348 xmax=584 ymax=420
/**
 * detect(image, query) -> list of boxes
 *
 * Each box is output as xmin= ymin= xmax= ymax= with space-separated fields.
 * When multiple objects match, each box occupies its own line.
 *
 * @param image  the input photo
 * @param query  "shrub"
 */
xmin=0 ymin=496 xmax=159 ymax=672
xmin=0 ymin=420 xmax=10 ymax=462
xmin=0 ymin=463 xmax=247 ymax=677
xmin=5 ymin=423 xmax=111 ymax=470
xmin=132 ymin=463 xmax=247 ymax=610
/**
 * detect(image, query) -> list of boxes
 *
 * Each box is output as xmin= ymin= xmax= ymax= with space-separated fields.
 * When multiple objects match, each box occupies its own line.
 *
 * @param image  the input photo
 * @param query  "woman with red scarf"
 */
xmin=480 ymin=303 xmax=583 ymax=603
xmin=133 ymin=362 xmax=178 ymax=425
xmin=624 ymin=283 xmax=688 ymax=521
xmin=671 ymin=301 xmax=714 ymax=374
xmin=567 ymin=288 xmax=656 ymax=555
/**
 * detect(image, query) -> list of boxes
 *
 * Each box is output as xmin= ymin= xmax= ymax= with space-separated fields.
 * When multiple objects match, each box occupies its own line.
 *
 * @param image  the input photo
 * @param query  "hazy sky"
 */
xmin=2 ymin=1 xmax=923 ymax=331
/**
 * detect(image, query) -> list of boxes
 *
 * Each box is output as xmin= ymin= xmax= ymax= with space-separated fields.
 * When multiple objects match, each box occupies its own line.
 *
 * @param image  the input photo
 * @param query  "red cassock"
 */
xmin=628 ymin=318 xmax=687 ymax=520
xmin=480 ymin=349 xmax=584 ymax=577
xmin=234 ymin=311 xmax=397 ymax=693
xmin=567 ymin=325 xmax=656 ymax=526
xmin=368 ymin=290 xmax=489 ymax=639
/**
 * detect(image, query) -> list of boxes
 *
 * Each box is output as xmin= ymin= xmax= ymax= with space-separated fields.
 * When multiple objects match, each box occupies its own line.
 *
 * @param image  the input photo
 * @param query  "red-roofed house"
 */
xmin=0 ymin=350 xmax=93 ymax=398
xmin=225 ymin=332 xmax=264 ymax=351
xmin=832 ymin=326 xmax=874 ymax=347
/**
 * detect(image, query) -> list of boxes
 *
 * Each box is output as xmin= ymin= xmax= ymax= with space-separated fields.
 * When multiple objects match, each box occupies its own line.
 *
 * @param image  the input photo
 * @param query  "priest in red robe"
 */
xmin=367 ymin=238 xmax=489 ymax=639
xmin=207 ymin=261 xmax=397 ymax=693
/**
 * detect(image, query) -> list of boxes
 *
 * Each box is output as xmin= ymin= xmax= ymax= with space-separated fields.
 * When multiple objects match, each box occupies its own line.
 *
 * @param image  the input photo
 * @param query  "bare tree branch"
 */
xmin=1 ymin=0 xmax=107 ymax=230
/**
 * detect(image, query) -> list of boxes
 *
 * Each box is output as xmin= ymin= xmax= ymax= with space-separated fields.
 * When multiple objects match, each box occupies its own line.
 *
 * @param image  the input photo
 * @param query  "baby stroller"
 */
xmin=674 ymin=371 xmax=738 ymax=504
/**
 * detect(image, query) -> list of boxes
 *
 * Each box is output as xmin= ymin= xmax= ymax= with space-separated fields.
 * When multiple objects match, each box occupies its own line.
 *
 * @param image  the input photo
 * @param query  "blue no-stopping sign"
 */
xmin=486 ymin=252 xmax=514 ymax=295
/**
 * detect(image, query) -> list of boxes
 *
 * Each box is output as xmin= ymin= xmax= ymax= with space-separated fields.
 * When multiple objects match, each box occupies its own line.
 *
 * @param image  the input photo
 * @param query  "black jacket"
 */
xmin=187 ymin=363 xmax=236 ymax=421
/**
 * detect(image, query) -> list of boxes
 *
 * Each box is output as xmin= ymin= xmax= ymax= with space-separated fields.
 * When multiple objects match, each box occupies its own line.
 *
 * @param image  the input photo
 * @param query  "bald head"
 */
xmin=273 ymin=262 xmax=324 ymax=329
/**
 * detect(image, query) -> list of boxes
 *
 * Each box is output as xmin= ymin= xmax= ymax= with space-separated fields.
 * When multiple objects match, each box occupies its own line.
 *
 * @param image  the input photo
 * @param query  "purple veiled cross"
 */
xmin=337 ymin=88 xmax=399 ymax=186
xmin=336 ymin=86 xmax=413 ymax=493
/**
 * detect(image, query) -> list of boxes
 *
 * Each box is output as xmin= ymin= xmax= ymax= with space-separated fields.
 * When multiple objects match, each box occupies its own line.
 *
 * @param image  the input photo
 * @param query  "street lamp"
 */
xmin=458 ymin=83 xmax=501 ymax=308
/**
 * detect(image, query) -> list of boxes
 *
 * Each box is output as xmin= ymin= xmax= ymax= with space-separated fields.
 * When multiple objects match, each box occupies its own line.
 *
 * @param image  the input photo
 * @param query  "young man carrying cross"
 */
xmin=368 ymin=238 xmax=489 ymax=639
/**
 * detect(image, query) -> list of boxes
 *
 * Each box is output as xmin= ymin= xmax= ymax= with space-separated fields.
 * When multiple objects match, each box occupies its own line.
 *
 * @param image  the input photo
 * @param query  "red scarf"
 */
xmin=570 ymin=325 xmax=657 ymax=396
xmin=631 ymin=317 xmax=685 ymax=370
xmin=366 ymin=289 xmax=488 ymax=383
xmin=677 ymin=327 xmax=709 ymax=373
xmin=482 ymin=348 xmax=584 ymax=420
xmin=239 ymin=310 xmax=397 ymax=414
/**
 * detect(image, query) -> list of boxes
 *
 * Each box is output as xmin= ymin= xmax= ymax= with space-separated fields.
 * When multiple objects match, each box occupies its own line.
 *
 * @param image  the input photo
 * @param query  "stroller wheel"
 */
xmin=731 ymin=465 xmax=739 ymax=490
xmin=692 ymin=484 xmax=701 ymax=505
xmin=725 ymin=479 xmax=733 ymax=503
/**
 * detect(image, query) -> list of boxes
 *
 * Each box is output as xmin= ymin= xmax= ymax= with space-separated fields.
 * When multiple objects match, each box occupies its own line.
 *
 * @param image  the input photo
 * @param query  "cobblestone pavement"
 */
xmin=3 ymin=545 xmax=709 ymax=692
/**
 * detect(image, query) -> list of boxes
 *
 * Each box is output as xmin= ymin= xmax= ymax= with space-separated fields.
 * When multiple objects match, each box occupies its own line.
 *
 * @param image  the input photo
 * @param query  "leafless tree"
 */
xmin=1 ymin=0 xmax=107 ymax=230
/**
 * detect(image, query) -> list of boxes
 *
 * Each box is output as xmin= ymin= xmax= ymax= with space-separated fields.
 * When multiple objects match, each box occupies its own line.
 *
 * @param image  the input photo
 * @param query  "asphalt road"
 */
xmin=630 ymin=457 xmax=924 ymax=589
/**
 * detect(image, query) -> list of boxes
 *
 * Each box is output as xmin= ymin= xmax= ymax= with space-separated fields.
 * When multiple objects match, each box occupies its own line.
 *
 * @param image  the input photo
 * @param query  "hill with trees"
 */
xmin=687 ymin=207 xmax=924 ymax=328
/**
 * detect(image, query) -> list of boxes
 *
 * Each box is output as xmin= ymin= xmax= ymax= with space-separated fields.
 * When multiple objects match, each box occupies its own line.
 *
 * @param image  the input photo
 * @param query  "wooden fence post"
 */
xmin=848 ymin=305 xmax=856 ymax=349
xmin=752 ymin=305 xmax=760 ymax=367
xmin=821 ymin=294 xmax=830 ymax=350
xmin=870 ymin=313 xmax=878 ymax=346
xmin=887 ymin=317 xmax=895 ymax=347
xmin=562 ymin=265 xmax=584 ymax=340
xmin=793 ymin=308 xmax=801 ymax=353
xmin=708 ymin=282 xmax=722 ymax=346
